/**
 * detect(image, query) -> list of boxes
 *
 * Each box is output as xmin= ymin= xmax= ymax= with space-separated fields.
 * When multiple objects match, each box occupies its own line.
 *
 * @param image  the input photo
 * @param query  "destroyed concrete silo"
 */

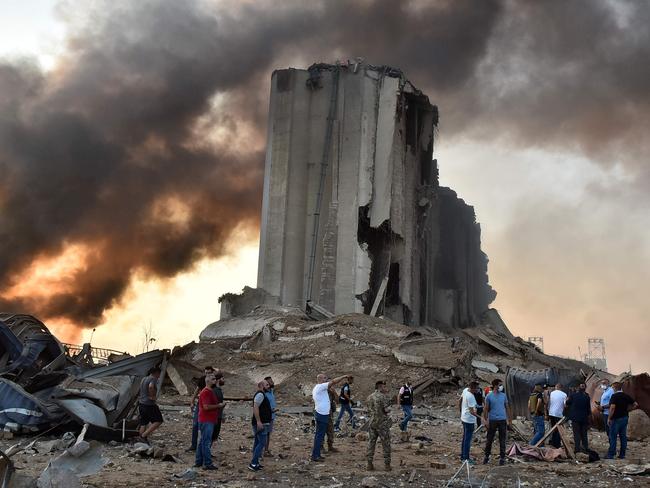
xmin=257 ymin=62 xmax=496 ymax=331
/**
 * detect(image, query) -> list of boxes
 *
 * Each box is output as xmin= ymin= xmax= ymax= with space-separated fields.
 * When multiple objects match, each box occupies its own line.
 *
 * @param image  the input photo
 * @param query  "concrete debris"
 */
xmin=172 ymin=468 xmax=198 ymax=481
xmin=360 ymin=476 xmax=380 ymax=487
xmin=36 ymin=467 xmax=81 ymax=488
xmin=611 ymin=464 xmax=650 ymax=476
xmin=628 ymin=409 xmax=650 ymax=441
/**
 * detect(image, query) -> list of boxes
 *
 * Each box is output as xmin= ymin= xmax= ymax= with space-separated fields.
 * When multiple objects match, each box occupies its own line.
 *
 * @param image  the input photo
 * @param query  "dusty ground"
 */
xmin=2 ymin=392 xmax=648 ymax=487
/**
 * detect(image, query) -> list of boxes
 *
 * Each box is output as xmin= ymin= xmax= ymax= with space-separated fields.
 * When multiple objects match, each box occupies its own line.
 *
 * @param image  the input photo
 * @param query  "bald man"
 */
xmin=311 ymin=374 xmax=349 ymax=462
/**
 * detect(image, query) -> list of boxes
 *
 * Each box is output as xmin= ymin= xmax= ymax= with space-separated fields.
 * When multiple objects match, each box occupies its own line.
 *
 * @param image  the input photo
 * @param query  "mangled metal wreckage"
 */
xmin=0 ymin=314 xmax=168 ymax=440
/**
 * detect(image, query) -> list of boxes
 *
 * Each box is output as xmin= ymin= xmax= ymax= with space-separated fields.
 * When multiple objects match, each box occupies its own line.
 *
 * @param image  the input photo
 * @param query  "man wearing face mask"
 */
xmin=483 ymin=379 xmax=511 ymax=466
xmin=598 ymin=379 xmax=614 ymax=435
xmin=566 ymin=383 xmax=591 ymax=453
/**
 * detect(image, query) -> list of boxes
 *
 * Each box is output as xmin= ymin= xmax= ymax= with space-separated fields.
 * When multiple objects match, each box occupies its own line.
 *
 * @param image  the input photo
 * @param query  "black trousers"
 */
xmin=572 ymin=420 xmax=589 ymax=453
xmin=549 ymin=416 xmax=562 ymax=448
xmin=484 ymin=420 xmax=507 ymax=459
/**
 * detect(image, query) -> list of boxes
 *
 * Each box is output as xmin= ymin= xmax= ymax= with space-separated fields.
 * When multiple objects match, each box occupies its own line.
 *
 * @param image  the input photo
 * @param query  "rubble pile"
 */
xmin=172 ymin=303 xmax=609 ymax=406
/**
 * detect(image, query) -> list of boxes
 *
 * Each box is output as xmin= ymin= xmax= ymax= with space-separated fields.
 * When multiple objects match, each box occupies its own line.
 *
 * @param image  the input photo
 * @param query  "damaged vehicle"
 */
xmin=0 ymin=313 xmax=169 ymax=441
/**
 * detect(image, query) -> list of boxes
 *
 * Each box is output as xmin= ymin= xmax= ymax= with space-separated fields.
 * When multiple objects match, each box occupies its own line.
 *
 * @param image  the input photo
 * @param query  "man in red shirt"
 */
xmin=195 ymin=374 xmax=223 ymax=470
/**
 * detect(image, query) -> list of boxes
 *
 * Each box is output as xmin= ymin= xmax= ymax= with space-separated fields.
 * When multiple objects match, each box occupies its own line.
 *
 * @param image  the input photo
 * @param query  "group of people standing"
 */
xmin=460 ymin=379 xmax=512 ymax=466
xmin=308 ymin=374 xmax=415 ymax=471
xmin=458 ymin=378 xmax=640 ymax=465
xmin=133 ymin=366 xmax=641 ymax=474
xmin=529 ymin=380 xmax=638 ymax=458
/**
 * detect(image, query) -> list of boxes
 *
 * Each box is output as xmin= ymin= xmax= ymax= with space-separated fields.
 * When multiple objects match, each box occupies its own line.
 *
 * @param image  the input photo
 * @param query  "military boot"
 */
xmin=366 ymin=461 xmax=374 ymax=471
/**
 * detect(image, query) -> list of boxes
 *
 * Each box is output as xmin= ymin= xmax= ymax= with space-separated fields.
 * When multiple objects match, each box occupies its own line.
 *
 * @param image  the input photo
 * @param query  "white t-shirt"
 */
xmin=548 ymin=389 xmax=568 ymax=417
xmin=312 ymin=382 xmax=331 ymax=415
xmin=461 ymin=388 xmax=478 ymax=424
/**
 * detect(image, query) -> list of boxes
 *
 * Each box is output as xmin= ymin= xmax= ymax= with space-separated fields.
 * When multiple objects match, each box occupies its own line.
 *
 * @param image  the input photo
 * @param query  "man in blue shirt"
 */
xmin=599 ymin=379 xmax=614 ymax=435
xmin=264 ymin=376 xmax=278 ymax=456
xmin=483 ymin=379 xmax=511 ymax=466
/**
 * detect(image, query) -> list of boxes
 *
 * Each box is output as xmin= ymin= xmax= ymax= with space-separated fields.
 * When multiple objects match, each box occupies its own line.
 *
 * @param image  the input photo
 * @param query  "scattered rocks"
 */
xmin=360 ymin=476 xmax=379 ymax=487
xmin=172 ymin=468 xmax=198 ymax=481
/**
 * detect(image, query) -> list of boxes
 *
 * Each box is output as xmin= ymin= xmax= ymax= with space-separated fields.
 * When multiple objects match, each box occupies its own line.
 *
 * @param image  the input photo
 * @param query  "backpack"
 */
xmin=528 ymin=393 xmax=541 ymax=415
xmin=586 ymin=449 xmax=600 ymax=463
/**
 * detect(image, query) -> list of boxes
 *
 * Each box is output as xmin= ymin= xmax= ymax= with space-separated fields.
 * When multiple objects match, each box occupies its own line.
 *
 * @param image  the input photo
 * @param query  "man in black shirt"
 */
xmin=606 ymin=382 xmax=638 ymax=459
xmin=566 ymin=383 xmax=591 ymax=452
xmin=211 ymin=372 xmax=226 ymax=447
xmin=334 ymin=376 xmax=356 ymax=430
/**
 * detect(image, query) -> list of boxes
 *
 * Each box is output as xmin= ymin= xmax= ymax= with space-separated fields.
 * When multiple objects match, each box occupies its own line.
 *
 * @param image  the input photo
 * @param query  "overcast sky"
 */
xmin=0 ymin=0 xmax=648 ymax=374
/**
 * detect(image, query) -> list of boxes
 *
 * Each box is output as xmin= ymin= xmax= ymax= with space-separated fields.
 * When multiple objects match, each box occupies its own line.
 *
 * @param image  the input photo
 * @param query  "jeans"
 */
xmin=251 ymin=423 xmax=269 ymax=467
xmin=312 ymin=412 xmax=329 ymax=459
xmin=399 ymin=405 xmax=413 ymax=431
xmin=549 ymin=416 xmax=562 ymax=448
xmin=530 ymin=415 xmax=545 ymax=446
xmin=603 ymin=413 xmax=609 ymax=436
xmin=572 ymin=420 xmax=589 ymax=453
xmin=484 ymin=420 xmax=507 ymax=460
xmin=607 ymin=416 xmax=628 ymax=459
xmin=460 ymin=421 xmax=475 ymax=460
xmin=195 ymin=422 xmax=214 ymax=467
xmin=190 ymin=406 xmax=199 ymax=449
xmin=335 ymin=403 xmax=355 ymax=429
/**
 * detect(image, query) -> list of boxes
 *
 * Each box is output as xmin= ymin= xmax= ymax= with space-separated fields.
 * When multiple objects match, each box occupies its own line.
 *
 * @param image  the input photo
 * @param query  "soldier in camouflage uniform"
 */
xmin=326 ymin=383 xmax=339 ymax=452
xmin=366 ymin=380 xmax=392 ymax=471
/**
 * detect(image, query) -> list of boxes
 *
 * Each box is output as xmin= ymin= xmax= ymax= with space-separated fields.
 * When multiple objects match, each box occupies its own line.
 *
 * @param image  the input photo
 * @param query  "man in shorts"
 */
xmin=138 ymin=366 xmax=163 ymax=443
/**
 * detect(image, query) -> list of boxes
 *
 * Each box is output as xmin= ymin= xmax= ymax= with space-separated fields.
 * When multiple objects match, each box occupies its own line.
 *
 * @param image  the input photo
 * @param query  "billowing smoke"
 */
xmin=0 ymin=0 xmax=648 ymax=351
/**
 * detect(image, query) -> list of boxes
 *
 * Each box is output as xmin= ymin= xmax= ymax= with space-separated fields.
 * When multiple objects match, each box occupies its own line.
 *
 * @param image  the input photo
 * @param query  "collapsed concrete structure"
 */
xmin=256 ymin=62 xmax=495 ymax=332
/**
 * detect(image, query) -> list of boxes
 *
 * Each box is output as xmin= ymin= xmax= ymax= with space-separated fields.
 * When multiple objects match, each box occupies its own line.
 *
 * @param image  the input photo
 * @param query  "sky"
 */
xmin=0 ymin=0 xmax=648 ymax=374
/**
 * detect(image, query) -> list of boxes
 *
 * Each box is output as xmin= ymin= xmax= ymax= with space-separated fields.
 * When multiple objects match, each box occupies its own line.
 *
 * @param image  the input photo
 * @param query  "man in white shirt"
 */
xmin=311 ymin=374 xmax=349 ymax=462
xmin=548 ymin=383 xmax=568 ymax=448
xmin=458 ymin=381 xmax=481 ymax=463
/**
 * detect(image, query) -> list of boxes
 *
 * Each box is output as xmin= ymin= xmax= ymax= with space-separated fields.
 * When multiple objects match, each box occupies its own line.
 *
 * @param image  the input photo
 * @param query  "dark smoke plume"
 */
xmin=1 ymin=0 xmax=648 ymax=333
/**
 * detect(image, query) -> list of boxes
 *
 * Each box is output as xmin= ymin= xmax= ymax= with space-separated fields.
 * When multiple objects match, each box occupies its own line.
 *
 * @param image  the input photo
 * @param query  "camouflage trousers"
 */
xmin=367 ymin=425 xmax=391 ymax=464
xmin=326 ymin=412 xmax=334 ymax=449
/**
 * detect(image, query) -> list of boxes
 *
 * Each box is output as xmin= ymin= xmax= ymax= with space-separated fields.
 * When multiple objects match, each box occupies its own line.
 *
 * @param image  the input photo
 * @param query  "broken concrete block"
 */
xmin=66 ymin=441 xmax=90 ymax=458
xmin=628 ymin=409 xmax=650 ymax=440
xmin=173 ymin=468 xmax=198 ymax=481
xmin=360 ymin=476 xmax=380 ymax=487
xmin=37 ymin=466 xmax=81 ymax=488
xmin=355 ymin=432 xmax=369 ymax=441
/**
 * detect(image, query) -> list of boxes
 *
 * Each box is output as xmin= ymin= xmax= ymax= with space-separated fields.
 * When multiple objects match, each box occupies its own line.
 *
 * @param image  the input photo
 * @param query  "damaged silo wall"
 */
xmin=257 ymin=62 xmax=495 ymax=330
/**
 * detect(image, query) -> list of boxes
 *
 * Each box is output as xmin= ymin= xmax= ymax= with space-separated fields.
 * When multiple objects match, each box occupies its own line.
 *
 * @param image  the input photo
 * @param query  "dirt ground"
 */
xmin=2 ymin=391 xmax=648 ymax=487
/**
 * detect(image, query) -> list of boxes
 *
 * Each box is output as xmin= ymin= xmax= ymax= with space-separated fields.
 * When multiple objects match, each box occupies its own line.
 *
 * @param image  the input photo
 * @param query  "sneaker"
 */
xmin=248 ymin=463 xmax=261 ymax=471
xmin=366 ymin=462 xmax=374 ymax=471
xmin=328 ymin=447 xmax=339 ymax=452
xmin=311 ymin=456 xmax=325 ymax=462
xmin=203 ymin=465 xmax=217 ymax=471
xmin=185 ymin=447 xmax=196 ymax=452
xmin=384 ymin=464 xmax=392 ymax=472
xmin=499 ymin=458 xmax=505 ymax=466
xmin=466 ymin=459 xmax=476 ymax=466
xmin=483 ymin=457 xmax=489 ymax=465
xmin=193 ymin=464 xmax=202 ymax=468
